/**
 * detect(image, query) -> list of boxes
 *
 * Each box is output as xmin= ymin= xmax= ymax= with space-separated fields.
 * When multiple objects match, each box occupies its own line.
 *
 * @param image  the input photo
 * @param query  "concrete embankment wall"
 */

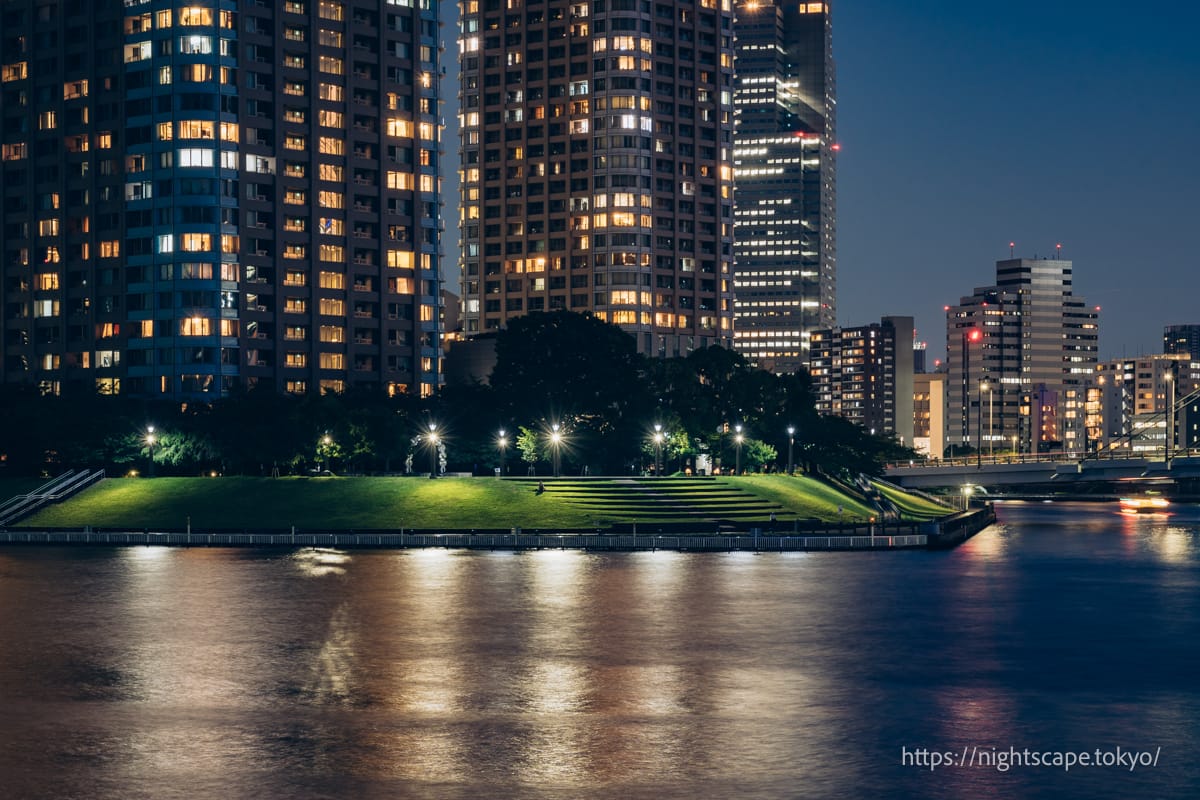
xmin=0 ymin=529 xmax=931 ymax=552
xmin=922 ymin=505 xmax=996 ymax=549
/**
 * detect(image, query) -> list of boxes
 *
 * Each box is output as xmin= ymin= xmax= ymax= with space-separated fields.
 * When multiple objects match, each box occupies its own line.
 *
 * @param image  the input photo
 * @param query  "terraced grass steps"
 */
xmin=13 ymin=473 xmax=950 ymax=531
xmin=509 ymin=476 xmax=792 ymax=523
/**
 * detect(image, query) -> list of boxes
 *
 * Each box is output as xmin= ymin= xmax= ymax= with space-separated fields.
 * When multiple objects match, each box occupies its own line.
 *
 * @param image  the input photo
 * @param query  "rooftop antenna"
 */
xmin=1009 ymin=241 xmax=1015 ymax=258
xmin=1056 ymin=242 xmax=1063 ymax=259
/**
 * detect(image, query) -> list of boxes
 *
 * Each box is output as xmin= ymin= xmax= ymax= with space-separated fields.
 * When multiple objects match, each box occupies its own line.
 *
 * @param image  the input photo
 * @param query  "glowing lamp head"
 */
xmin=967 ymin=329 xmax=982 ymax=343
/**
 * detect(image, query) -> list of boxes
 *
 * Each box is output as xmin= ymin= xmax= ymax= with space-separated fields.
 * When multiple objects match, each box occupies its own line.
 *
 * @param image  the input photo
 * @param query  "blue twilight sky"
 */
xmin=834 ymin=0 xmax=1200 ymax=363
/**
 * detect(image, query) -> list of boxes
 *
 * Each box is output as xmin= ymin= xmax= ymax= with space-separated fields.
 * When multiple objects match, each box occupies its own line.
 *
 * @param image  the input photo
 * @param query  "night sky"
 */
xmin=835 ymin=0 xmax=1200 ymax=363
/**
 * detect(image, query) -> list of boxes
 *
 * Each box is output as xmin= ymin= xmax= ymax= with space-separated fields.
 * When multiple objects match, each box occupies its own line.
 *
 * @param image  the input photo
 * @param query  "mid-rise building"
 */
xmin=1095 ymin=354 xmax=1200 ymax=454
xmin=456 ymin=0 xmax=737 ymax=358
xmin=809 ymin=315 xmax=912 ymax=442
xmin=912 ymin=371 xmax=945 ymax=461
xmin=1 ymin=0 xmax=443 ymax=399
xmin=946 ymin=258 xmax=1099 ymax=454
xmin=731 ymin=0 xmax=835 ymax=373
xmin=1163 ymin=323 xmax=1200 ymax=359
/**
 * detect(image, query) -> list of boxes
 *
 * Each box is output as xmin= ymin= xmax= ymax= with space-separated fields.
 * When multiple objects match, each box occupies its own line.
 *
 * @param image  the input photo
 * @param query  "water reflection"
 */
xmin=0 ymin=505 xmax=1197 ymax=799
xmin=291 ymin=547 xmax=350 ymax=578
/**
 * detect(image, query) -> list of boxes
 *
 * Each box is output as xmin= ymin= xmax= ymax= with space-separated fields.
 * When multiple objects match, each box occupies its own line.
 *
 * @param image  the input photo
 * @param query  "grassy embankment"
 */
xmin=15 ymin=474 xmax=950 ymax=530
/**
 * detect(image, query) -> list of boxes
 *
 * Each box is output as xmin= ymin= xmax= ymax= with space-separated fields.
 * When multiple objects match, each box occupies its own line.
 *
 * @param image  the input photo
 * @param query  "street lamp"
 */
xmin=317 ymin=431 xmax=332 ymax=474
xmin=145 ymin=425 xmax=157 ymax=477
xmin=734 ymin=424 xmax=744 ymax=475
xmin=497 ymin=428 xmax=507 ymax=477
xmin=652 ymin=423 xmax=664 ymax=477
xmin=427 ymin=422 xmax=439 ymax=478
xmin=787 ymin=425 xmax=795 ymax=475
xmin=961 ymin=484 xmax=974 ymax=511
xmin=549 ymin=422 xmax=562 ymax=478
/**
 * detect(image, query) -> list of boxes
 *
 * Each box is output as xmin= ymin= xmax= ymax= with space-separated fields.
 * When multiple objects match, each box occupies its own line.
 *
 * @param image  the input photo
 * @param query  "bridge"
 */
xmin=885 ymin=451 xmax=1200 ymax=493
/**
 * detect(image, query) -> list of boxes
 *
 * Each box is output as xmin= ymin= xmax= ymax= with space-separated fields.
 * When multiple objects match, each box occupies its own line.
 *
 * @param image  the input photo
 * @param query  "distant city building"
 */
xmin=946 ymin=258 xmax=1099 ymax=454
xmin=0 ymin=0 xmax=445 ymax=399
xmin=1095 ymin=354 xmax=1200 ymax=454
xmin=731 ymin=0 xmax=836 ymax=373
xmin=809 ymin=315 xmax=913 ymax=443
xmin=456 ymin=0 xmax=737 ymax=358
xmin=912 ymin=372 xmax=945 ymax=461
xmin=912 ymin=339 xmax=928 ymax=374
xmin=1163 ymin=324 xmax=1200 ymax=359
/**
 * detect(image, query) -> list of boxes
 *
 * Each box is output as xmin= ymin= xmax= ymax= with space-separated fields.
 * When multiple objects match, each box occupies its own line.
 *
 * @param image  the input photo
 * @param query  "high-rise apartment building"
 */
xmin=456 ymin=0 xmax=737 ymax=358
xmin=946 ymin=258 xmax=1099 ymax=454
xmin=809 ymin=315 xmax=913 ymax=443
xmin=731 ymin=0 xmax=835 ymax=373
xmin=1 ymin=0 xmax=443 ymax=399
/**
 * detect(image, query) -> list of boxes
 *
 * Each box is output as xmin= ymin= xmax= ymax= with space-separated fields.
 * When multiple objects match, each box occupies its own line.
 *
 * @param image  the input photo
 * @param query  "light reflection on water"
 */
xmin=0 ymin=501 xmax=1197 ymax=799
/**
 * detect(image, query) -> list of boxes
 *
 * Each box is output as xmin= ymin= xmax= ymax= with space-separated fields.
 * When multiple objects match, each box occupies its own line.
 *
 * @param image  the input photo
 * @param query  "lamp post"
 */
xmin=1012 ymin=433 xmax=1018 ymax=458
xmin=961 ymin=484 xmax=973 ymax=511
xmin=317 ymin=432 xmax=332 ymax=474
xmin=654 ymin=423 xmax=665 ymax=476
xmin=962 ymin=328 xmax=981 ymax=459
xmin=980 ymin=380 xmax=994 ymax=461
xmin=427 ymin=422 xmax=439 ymax=478
xmin=787 ymin=425 xmax=795 ymax=475
xmin=1165 ymin=368 xmax=1175 ymax=467
xmin=145 ymin=425 xmax=156 ymax=477
xmin=549 ymin=423 xmax=562 ymax=478
xmin=497 ymin=429 xmax=507 ymax=477
xmin=734 ymin=424 xmax=744 ymax=475
xmin=976 ymin=378 xmax=984 ymax=469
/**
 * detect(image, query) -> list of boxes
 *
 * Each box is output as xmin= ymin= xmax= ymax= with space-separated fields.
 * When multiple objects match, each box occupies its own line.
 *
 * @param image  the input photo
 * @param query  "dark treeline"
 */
xmin=0 ymin=312 xmax=913 ymax=478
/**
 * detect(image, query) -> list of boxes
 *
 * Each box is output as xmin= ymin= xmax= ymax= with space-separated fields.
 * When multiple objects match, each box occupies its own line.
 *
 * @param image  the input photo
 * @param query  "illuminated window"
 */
xmin=318 ymin=190 xmax=344 ymax=209
xmin=319 ymin=298 xmax=345 ymax=317
xmin=386 ymin=171 xmax=415 ymax=190
xmin=387 ymin=250 xmax=414 ymax=269
xmin=319 ymin=325 xmax=345 ymax=342
xmin=318 ymin=137 xmax=344 ymax=155
xmin=63 ymin=80 xmax=89 ymax=99
xmin=318 ymin=55 xmax=344 ymax=75
xmin=180 ymin=316 xmax=213 ymax=336
xmin=319 ymin=271 xmax=345 ymax=289
xmin=181 ymin=233 xmax=212 ymax=252
xmin=386 ymin=118 xmax=414 ymax=138
xmin=178 ymin=120 xmax=215 ymax=139
xmin=179 ymin=7 xmax=214 ymax=25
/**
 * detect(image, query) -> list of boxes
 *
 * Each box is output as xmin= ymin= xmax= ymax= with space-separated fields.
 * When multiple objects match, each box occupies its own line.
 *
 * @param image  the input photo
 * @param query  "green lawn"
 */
xmin=19 ymin=474 xmax=947 ymax=530
xmin=723 ymin=475 xmax=879 ymax=521
xmin=870 ymin=480 xmax=954 ymax=519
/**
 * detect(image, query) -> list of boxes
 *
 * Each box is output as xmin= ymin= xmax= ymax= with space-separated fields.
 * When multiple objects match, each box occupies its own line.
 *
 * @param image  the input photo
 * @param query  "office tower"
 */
xmin=1164 ymin=323 xmax=1200 ymax=359
xmin=731 ymin=0 xmax=835 ymax=373
xmin=456 ymin=0 xmax=737 ymax=358
xmin=809 ymin=315 xmax=913 ymax=443
xmin=946 ymin=258 xmax=1099 ymax=454
xmin=1 ymin=0 xmax=443 ymax=399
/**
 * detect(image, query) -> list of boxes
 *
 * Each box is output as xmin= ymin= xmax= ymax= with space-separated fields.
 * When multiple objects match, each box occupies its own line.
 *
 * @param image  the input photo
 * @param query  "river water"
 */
xmin=1 ymin=501 xmax=1197 ymax=799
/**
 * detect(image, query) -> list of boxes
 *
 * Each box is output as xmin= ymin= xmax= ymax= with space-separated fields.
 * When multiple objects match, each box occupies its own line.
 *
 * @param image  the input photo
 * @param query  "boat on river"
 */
xmin=1119 ymin=494 xmax=1170 ymax=513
